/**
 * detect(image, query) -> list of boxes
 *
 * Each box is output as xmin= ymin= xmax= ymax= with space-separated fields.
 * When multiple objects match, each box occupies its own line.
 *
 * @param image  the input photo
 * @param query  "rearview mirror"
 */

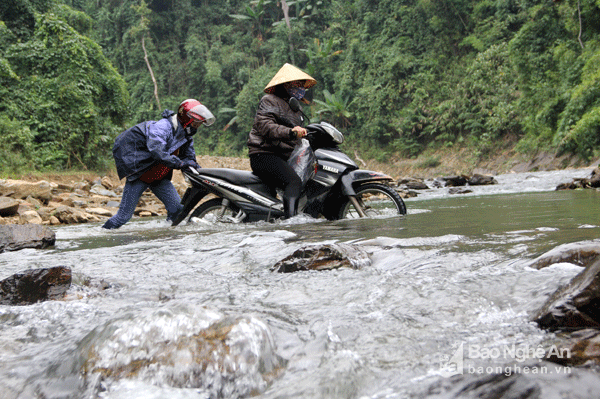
xmin=289 ymin=97 xmax=301 ymax=112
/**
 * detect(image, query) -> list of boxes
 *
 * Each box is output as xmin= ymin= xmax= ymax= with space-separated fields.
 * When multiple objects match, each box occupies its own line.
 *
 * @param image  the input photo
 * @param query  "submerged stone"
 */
xmin=533 ymin=258 xmax=600 ymax=331
xmin=81 ymin=308 xmax=285 ymax=398
xmin=272 ymin=243 xmax=371 ymax=272
xmin=0 ymin=266 xmax=71 ymax=305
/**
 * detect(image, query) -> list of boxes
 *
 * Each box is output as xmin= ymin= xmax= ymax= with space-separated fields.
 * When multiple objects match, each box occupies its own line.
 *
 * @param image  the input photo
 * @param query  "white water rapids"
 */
xmin=1 ymin=167 xmax=599 ymax=398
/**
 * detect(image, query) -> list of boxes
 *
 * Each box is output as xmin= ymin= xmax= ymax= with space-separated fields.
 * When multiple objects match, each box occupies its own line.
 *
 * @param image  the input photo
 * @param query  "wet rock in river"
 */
xmin=556 ymin=180 xmax=585 ymax=190
xmin=527 ymin=240 xmax=600 ymax=270
xmin=533 ymin=257 xmax=600 ymax=331
xmin=272 ymin=243 xmax=371 ymax=272
xmin=434 ymin=175 xmax=468 ymax=187
xmin=398 ymin=177 xmax=429 ymax=190
xmin=545 ymin=329 xmax=600 ymax=367
xmin=82 ymin=309 xmax=284 ymax=398
xmin=448 ymin=187 xmax=473 ymax=195
xmin=467 ymin=173 xmax=498 ymax=186
xmin=556 ymin=167 xmax=600 ymax=190
xmin=589 ymin=167 xmax=600 ymax=187
xmin=0 ymin=224 xmax=56 ymax=252
xmin=0 ymin=266 xmax=71 ymax=305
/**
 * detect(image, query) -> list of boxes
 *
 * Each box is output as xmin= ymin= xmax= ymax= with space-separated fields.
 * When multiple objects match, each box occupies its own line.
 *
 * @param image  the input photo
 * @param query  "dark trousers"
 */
xmin=250 ymin=153 xmax=302 ymax=217
xmin=102 ymin=178 xmax=182 ymax=229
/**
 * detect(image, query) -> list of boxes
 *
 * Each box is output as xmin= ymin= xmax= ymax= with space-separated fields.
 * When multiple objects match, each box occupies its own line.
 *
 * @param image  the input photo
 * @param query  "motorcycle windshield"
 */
xmin=320 ymin=122 xmax=344 ymax=144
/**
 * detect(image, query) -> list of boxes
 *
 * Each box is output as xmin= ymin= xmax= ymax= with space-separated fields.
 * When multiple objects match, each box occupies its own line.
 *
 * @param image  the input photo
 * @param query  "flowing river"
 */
xmin=1 ymin=167 xmax=599 ymax=398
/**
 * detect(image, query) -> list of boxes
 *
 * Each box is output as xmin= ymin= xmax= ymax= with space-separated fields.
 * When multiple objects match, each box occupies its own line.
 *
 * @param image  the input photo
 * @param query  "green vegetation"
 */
xmin=417 ymin=156 xmax=442 ymax=169
xmin=1 ymin=0 xmax=599 ymax=174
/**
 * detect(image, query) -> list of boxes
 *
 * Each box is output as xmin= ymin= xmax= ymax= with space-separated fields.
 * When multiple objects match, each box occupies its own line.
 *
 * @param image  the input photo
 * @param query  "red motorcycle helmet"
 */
xmin=178 ymin=99 xmax=215 ymax=128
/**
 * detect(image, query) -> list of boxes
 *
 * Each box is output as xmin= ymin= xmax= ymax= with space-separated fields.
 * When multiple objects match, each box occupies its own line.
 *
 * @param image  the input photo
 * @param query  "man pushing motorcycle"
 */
xmin=102 ymin=99 xmax=215 ymax=229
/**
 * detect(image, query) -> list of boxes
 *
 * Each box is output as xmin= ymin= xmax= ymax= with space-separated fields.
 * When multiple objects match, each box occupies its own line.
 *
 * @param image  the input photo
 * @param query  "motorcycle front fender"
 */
xmin=170 ymin=185 xmax=209 ymax=226
xmin=340 ymin=170 xmax=394 ymax=196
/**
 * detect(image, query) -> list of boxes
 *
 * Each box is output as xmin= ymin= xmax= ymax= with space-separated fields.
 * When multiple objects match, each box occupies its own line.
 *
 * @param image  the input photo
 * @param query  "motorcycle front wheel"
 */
xmin=188 ymin=198 xmax=244 ymax=223
xmin=337 ymin=183 xmax=407 ymax=219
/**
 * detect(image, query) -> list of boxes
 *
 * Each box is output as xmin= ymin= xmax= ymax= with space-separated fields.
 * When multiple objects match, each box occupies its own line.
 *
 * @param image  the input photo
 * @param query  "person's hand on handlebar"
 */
xmin=178 ymin=159 xmax=201 ymax=170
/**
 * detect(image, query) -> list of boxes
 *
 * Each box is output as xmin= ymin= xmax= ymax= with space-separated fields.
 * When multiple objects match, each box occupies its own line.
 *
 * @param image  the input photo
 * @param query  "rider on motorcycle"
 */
xmin=247 ymin=63 xmax=317 ymax=218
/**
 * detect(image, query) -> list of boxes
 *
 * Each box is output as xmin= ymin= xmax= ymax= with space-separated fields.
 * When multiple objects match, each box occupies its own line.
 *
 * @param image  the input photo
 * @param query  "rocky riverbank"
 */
xmin=0 ymin=155 xmax=251 ymax=227
xmin=1 ymin=151 xmax=597 ymax=227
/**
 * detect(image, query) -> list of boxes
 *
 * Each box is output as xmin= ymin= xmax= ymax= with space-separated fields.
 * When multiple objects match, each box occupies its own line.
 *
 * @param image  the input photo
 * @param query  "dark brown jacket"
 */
xmin=247 ymin=93 xmax=305 ymax=158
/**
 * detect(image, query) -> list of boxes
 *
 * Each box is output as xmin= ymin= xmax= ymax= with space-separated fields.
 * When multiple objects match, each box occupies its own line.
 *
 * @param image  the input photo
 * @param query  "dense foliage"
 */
xmin=1 ymin=0 xmax=129 ymax=172
xmin=1 ymin=0 xmax=599 ymax=172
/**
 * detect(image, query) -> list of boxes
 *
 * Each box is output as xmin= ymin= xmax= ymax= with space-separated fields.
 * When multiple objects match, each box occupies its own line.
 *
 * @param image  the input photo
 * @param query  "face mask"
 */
xmin=287 ymin=86 xmax=306 ymax=101
xmin=185 ymin=126 xmax=197 ymax=137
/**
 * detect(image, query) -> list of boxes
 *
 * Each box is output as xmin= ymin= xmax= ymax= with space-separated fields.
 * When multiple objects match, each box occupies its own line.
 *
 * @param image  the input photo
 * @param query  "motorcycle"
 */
xmin=171 ymin=101 xmax=406 ymax=226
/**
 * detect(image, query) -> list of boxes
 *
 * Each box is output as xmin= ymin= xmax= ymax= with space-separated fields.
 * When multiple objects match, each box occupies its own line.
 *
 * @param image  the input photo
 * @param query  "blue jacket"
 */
xmin=112 ymin=110 xmax=196 ymax=181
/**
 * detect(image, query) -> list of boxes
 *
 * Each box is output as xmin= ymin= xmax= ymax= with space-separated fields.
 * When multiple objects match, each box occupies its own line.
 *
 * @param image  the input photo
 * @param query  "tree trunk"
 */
xmin=141 ymin=36 xmax=161 ymax=110
xmin=578 ymin=0 xmax=584 ymax=49
xmin=281 ymin=0 xmax=295 ymax=65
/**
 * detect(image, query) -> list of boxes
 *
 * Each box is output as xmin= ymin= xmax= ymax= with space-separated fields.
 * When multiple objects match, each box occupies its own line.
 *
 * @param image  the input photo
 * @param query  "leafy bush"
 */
xmin=554 ymin=43 xmax=600 ymax=159
xmin=1 ymin=4 xmax=129 ymax=171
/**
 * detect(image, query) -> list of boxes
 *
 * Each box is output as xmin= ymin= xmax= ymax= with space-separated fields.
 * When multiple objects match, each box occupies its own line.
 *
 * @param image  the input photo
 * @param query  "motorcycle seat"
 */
xmin=197 ymin=168 xmax=263 ymax=185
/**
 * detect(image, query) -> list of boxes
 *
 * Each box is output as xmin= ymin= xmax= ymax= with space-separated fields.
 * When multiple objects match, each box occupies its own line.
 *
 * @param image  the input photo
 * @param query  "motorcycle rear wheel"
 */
xmin=188 ymin=198 xmax=243 ymax=223
xmin=337 ymin=183 xmax=406 ymax=219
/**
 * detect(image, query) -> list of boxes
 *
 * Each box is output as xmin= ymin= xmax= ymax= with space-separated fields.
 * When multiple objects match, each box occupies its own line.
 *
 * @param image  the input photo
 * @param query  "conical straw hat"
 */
xmin=264 ymin=63 xmax=317 ymax=94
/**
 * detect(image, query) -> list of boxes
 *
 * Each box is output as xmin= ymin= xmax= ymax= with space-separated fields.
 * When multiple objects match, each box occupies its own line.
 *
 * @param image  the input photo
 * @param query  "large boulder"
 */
xmin=272 ymin=243 xmax=371 ymax=272
xmin=0 ymin=224 xmax=56 ymax=253
xmin=533 ymin=258 xmax=600 ymax=331
xmin=0 ymin=266 xmax=71 ymax=305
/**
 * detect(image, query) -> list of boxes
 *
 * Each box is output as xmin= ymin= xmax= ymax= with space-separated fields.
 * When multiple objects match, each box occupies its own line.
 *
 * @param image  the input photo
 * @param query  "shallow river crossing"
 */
xmin=1 ymin=167 xmax=599 ymax=398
